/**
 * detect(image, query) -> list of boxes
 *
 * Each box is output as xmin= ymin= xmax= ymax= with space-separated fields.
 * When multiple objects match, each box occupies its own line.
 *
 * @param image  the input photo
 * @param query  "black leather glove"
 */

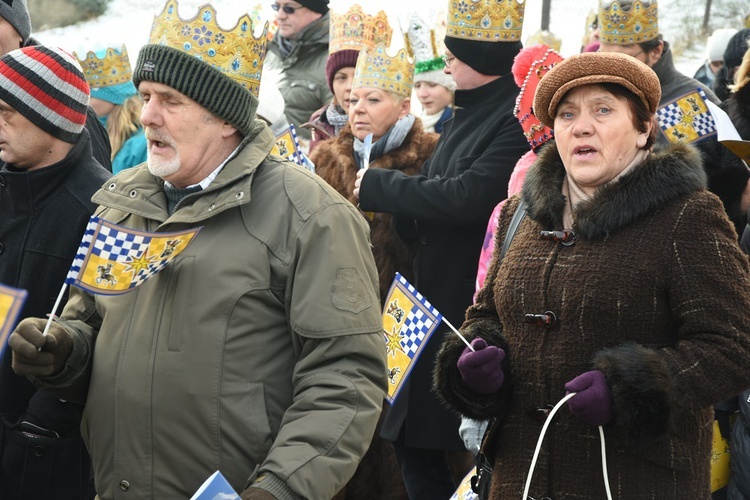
xmin=9 ymin=317 xmax=73 ymax=376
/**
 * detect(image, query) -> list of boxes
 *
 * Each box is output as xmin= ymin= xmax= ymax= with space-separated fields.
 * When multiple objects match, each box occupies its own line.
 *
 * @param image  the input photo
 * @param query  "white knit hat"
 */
xmin=706 ymin=28 xmax=738 ymax=63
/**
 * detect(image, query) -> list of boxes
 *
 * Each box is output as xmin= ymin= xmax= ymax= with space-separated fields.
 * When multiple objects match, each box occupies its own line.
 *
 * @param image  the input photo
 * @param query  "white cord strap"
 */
xmin=522 ymin=392 xmax=613 ymax=500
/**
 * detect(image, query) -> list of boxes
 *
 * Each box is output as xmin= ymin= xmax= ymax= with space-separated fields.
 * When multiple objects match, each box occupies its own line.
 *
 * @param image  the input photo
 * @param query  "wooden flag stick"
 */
xmin=441 ymin=316 xmax=475 ymax=352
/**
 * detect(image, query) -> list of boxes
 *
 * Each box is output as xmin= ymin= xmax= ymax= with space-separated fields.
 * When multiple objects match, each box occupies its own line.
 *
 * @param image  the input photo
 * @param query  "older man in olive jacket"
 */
xmin=8 ymin=7 xmax=386 ymax=500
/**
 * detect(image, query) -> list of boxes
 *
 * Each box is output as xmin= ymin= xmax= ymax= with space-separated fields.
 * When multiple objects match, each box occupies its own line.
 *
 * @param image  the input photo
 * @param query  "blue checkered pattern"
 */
xmin=92 ymin=224 xmax=149 ymax=261
xmin=66 ymin=216 xmax=100 ymax=283
xmin=395 ymin=273 xmax=442 ymax=359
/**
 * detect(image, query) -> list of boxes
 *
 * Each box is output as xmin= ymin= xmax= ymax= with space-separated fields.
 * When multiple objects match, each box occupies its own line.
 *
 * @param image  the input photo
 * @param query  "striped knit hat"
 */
xmin=0 ymin=46 xmax=90 ymax=144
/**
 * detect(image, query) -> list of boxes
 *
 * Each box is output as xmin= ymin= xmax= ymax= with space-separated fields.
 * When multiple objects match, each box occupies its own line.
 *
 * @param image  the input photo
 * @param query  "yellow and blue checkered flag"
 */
xmin=0 ymin=284 xmax=27 ymax=358
xmin=383 ymin=273 xmax=443 ymax=405
xmin=65 ymin=216 xmax=201 ymax=295
xmin=657 ymin=89 xmax=717 ymax=144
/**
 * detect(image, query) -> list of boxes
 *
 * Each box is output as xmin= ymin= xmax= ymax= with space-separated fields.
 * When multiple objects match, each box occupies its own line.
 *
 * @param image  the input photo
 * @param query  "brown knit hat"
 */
xmin=533 ymin=52 xmax=661 ymax=129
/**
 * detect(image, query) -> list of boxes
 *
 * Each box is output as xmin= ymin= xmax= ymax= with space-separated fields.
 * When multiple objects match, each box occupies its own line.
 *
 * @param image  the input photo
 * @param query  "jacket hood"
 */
xmin=521 ymin=141 xmax=706 ymax=239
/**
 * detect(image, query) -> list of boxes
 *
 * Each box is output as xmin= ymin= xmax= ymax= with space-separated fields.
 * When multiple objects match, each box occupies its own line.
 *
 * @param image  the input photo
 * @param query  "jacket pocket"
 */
xmin=165 ymin=256 xmax=195 ymax=352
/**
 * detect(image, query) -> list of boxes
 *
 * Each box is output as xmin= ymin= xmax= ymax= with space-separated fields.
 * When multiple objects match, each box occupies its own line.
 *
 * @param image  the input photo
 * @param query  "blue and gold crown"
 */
xmin=352 ymin=44 xmax=414 ymax=98
xmin=75 ymin=45 xmax=133 ymax=88
xmin=330 ymin=4 xmax=393 ymax=54
xmin=447 ymin=0 xmax=526 ymax=42
xmin=147 ymin=0 xmax=268 ymax=97
xmin=599 ymin=0 xmax=658 ymax=45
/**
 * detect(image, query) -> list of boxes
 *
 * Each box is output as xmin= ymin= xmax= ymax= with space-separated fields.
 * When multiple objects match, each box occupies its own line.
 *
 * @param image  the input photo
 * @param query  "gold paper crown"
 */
xmin=148 ymin=0 xmax=269 ymax=97
xmin=526 ymin=30 xmax=562 ymax=53
xmin=75 ymin=45 xmax=133 ymax=88
xmin=329 ymin=4 xmax=393 ymax=54
xmin=599 ymin=0 xmax=658 ymax=45
xmin=352 ymin=44 xmax=414 ymax=98
xmin=447 ymin=0 xmax=525 ymax=42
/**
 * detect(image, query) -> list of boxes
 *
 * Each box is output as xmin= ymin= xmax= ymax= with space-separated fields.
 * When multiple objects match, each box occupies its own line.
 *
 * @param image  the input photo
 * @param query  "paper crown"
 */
xmin=404 ymin=13 xmax=443 ymax=75
xmin=75 ymin=45 xmax=133 ymax=88
xmin=599 ymin=0 xmax=658 ymax=45
xmin=512 ymin=45 xmax=563 ymax=150
xmin=147 ymin=0 xmax=268 ymax=97
xmin=352 ymin=44 xmax=414 ymax=98
xmin=525 ymin=30 xmax=562 ymax=53
xmin=329 ymin=4 xmax=393 ymax=54
xmin=446 ymin=0 xmax=525 ymax=42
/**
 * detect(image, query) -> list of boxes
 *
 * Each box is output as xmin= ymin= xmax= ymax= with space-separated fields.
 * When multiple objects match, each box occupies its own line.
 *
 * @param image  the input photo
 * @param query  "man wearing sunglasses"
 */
xmin=265 ymin=0 xmax=332 ymax=144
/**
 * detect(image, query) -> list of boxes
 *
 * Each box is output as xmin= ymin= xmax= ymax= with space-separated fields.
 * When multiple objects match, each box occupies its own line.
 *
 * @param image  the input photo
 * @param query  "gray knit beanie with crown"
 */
xmin=132 ymin=44 xmax=258 ymax=137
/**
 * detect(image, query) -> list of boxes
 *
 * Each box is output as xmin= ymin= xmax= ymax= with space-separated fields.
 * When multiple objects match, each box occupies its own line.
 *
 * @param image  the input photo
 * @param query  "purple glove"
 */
xmin=565 ymin=370 xmax=613 ymax=426
xmin=457 ymin=338 xmax=505 ymax=394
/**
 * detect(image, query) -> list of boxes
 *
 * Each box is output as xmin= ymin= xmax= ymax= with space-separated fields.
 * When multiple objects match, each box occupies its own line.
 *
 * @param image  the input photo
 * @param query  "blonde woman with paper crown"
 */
xmin=76 ymin=45 xmax=147 ymax=174
xmin=404 ymin=12 xmax=455 ymax=134
xmin=303 ymin=4 xmax=393 ymax=152
xmin=311 ymin=45 xmax=437 ymax=302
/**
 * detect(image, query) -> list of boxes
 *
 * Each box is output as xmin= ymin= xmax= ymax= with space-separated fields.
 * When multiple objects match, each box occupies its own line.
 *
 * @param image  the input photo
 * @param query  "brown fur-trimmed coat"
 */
xmin=434 ymin=142 xmax=750 ymax=499
xmin=311 ymin=119 xmax=438 ymax=301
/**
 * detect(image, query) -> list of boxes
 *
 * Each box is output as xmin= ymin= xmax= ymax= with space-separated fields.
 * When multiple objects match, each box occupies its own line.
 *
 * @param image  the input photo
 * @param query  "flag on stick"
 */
xmin=0 ymin=284 xmax=28 ymax=358
xmin=382 ymin=273 xmax=443 ymax=405
xmin=65 ymin=216 xmax=201 ymax=295
xmin=656 ymin=88 xmax=717 ymax=144
xmin=271 ymin=124 xmax=303 ymax=164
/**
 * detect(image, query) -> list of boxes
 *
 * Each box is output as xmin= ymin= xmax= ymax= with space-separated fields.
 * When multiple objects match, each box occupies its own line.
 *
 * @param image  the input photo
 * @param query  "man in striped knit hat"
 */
xmin=0 ymin=45 xmax=111 ymax=499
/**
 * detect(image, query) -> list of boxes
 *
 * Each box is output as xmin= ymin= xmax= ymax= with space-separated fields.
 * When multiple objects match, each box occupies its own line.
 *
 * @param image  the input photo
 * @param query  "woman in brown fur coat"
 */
xmin=434 ymin=52 xmax=750 ymax=499
xmin=310 ymin=50 xmax=438 ymax=302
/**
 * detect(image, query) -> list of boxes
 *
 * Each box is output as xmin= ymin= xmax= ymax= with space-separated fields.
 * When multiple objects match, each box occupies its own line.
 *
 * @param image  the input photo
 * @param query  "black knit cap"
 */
xmin=444 ymin=37 xmax=522 ymax=76
xmin=132 ymin=44 xmax=258 ymax=136
xmin=298 ymin=0 xmax=329 ymax=14
xmin=724 ymin=28 xmax=750 ymax=70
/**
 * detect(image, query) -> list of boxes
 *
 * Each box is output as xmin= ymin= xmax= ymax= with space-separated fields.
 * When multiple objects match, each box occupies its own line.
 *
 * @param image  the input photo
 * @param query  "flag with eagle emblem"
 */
xmin=65 ymin=216 xmax=201 ymax=295
xmin=382 ymin=273 xmax=443 ymax=404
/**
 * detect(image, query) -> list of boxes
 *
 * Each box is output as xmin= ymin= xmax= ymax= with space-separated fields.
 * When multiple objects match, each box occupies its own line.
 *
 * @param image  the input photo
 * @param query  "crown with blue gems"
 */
xmin=147 ymin=0 xmax=268 ymax=97
xmin=447 ymin=0 xmax=526 ymax=42
xmin=329 ymin=4 xmax=393 ymax=54
xmin=599 ymin=0 xmax=658 ymax=45
xmin=352 ymin=44 xmax=414 ymax=98
xmin=75 ymin=45 xmax=133 ymax=88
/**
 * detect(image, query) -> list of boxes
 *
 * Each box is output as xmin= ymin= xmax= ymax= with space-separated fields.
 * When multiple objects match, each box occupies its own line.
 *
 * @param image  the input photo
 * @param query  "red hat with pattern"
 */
xmin=0 ymin=45 xmax=90 ymax=144
xmin=512 ymin=44 xmax=563 ymax=151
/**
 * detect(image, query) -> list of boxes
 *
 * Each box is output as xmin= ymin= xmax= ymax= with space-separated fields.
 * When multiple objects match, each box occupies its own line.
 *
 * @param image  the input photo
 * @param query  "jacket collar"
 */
xmin=271 ymin=12 xmax=329 ymax=60
xmin=651 ymin=41 xmax=678 ymax=90
xmin=521 ymin=141 xmax=706 ymax=239
xmin=93 ymin=123 xmax=276 ymax=225
xmin=454 ymin=72 xmax=515 ymax=109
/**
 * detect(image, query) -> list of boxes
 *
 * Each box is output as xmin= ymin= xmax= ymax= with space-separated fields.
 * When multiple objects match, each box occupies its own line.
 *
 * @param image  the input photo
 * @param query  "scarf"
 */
xmin=420 ymin=109 xmax=443 ymax=133
xmin=325 ymin=103 xmax=349 ymax=136
xmin=352 ymin=114 xmax=416 ymax=169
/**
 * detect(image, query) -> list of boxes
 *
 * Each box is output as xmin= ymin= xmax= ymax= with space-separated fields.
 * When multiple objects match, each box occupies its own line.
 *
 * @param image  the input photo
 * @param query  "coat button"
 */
xmin=420 ymin=237 xmax=427 ymax=244
xmin=119 ymin=480 xmax=130 ymax=492
xmin=527 ymin=404 xmax=555 ymax=422
xmin=524 ymin=311 xmax=557 ymax=328
xmin=0 ymin=175 xmax=5 ymax=187
xmin=33 ymin=446 xmax=45 ymax=457
xmin=540 ymin=229 xmax=576 ymax=246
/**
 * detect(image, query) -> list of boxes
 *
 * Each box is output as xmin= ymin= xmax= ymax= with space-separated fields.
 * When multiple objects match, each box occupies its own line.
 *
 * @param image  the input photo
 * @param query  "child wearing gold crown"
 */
xmin=76 ymin=45 xmax=147 ymax=174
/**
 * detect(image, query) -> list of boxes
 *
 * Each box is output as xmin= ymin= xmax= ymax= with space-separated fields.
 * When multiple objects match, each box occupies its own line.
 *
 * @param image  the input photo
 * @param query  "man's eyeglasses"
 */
xmin=442 ymin=55 xmax=456 ymax=68
xmin=271 ymin=3 xmax=304 ymax=14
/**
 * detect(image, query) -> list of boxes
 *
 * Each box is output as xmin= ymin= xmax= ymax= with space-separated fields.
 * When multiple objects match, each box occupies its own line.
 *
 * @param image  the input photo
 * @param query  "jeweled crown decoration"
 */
xmin=599 ymin=0 xmax=658 ymax=45
xmin=526 ymin=30 xmax=562 ymax=53
xmin=404 ymin=13 xmax=442 ymax=74
xmin=148 ymin=0 xmax=269 ymax=97
xmin=352 ymin=44 xmax=414 ymax=98
xmin=447 ymin=0 xmax=526 ymax=42
xmin=76 ymin=45 xmax=133 ymax=88
xmin=329 ymin=4 xmax=393 ymax=54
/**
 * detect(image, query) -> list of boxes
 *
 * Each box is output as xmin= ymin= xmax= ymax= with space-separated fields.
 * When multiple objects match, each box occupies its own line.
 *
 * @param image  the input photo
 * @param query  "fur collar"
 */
xmin=521 ymin=141 xmax=706 ymax=239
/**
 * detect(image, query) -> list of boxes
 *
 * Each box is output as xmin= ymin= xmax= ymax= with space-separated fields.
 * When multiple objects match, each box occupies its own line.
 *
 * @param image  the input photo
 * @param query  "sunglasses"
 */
xmin=271 ymin=3 xmax=305 ymax=14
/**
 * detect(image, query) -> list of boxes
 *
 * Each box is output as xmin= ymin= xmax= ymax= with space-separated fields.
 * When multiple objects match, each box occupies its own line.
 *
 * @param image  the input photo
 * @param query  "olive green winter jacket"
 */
xmin=33 ymin=124 xmax=387 ymax=500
